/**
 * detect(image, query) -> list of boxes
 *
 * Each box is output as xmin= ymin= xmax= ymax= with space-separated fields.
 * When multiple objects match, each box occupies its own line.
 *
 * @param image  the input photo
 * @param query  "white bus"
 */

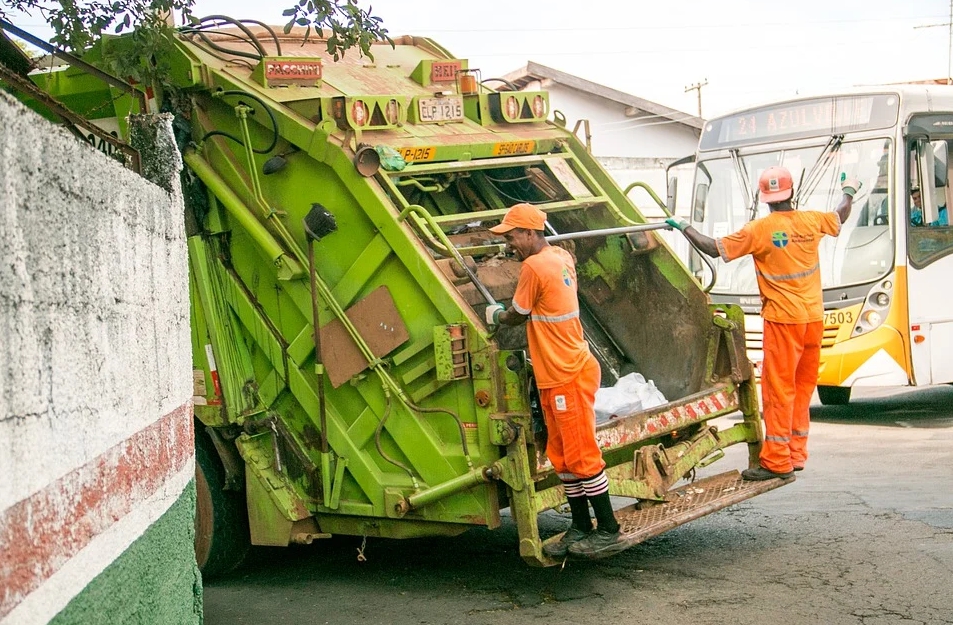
xmin=675 ymin=86 xmax=953 ymax=404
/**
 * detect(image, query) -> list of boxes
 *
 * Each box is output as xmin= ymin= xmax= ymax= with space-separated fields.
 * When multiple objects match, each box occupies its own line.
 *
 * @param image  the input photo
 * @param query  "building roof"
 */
xmin=502 ymin=61 xmax=704 ymax=130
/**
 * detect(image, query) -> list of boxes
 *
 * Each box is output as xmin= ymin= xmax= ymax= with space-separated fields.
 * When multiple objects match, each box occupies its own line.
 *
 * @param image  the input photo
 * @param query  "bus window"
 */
xmin=909 ymin=139 xmax=953 ymax=268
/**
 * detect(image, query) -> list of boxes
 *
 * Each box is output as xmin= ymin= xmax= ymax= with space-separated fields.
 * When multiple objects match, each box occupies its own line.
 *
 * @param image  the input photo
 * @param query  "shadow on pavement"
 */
xmin=810 ymin=384 xmax=953 ymax=428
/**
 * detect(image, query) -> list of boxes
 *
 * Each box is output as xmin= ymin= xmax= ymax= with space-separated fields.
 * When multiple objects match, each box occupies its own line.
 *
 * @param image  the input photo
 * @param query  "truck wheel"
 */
xmin=817 ymin=385 xmax=851 ymax=405
xmin=194 ymin=429 xmax=249 ymax=578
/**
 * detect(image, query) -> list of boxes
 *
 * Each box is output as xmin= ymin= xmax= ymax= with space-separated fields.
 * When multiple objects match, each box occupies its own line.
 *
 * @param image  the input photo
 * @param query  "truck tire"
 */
xmin=817 ymin=385 xmax=851 ymax=405
xmin=194 ymin=429 xmax=249 ymax=578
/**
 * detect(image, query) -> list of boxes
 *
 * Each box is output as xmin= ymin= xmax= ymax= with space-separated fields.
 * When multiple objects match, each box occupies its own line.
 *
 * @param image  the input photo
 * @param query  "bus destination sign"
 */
xmin=700 ymin=94 xmax=899 ymax=150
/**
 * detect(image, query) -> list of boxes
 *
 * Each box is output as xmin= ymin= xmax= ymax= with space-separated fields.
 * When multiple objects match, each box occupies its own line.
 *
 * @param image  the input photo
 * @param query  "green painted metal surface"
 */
xmin=2 ymin=20 xmax=772 ymax=565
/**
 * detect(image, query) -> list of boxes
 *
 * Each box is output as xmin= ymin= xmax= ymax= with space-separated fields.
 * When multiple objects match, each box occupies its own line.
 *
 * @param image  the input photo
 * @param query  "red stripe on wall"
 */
xmin=0 ymin=403 xmax=194 ymax=620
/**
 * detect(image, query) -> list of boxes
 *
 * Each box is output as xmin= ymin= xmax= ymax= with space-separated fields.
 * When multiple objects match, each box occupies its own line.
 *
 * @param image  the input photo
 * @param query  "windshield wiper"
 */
xmin=793 ymin=134 xmax=844 ymax=208
xmin=728 ymin=149 xmax=759 ymax=221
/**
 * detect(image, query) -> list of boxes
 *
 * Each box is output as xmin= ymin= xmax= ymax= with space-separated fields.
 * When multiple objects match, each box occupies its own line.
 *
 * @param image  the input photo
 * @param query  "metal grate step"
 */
xmin=581 ymin=470 xmax=792 ymax=559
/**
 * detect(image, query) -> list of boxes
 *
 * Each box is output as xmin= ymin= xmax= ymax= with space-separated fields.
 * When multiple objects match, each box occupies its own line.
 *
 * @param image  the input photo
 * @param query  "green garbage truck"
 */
xmin=0 ymin=15 xmax=791 ymax=575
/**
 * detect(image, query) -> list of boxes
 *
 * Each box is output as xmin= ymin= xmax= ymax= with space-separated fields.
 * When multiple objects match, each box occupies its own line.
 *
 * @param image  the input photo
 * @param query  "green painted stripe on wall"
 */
xmin=49 ymin=482 xmax=202 ymax=625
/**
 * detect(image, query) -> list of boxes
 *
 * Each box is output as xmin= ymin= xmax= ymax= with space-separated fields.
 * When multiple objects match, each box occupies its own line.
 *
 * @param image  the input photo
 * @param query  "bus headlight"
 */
xmin=851 ymin=275 xmax=894 ymax=338
xmin=862 ymin=310 xmax=882 ymax=327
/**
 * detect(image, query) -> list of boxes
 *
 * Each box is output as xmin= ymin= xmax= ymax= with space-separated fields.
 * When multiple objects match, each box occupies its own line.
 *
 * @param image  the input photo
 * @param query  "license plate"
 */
xmin=492 ymin=140 xmax=535 ymax=156
xmin=397 ymin=146 xmax=436 ymax=162
xmin=417 ymin=97 xmax=464 ymax=123
xmin=823 ymin=310 xmax=854 ymax=327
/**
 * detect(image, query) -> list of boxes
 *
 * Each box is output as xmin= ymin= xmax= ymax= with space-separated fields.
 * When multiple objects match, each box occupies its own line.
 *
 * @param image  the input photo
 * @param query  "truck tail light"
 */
xmin=532 ymin=95 xmax=546 ymax=118
xmin=351 ymin=100 xmax=368 ymax=127
xmin=505 ymin=96 xmax=519 ymax=119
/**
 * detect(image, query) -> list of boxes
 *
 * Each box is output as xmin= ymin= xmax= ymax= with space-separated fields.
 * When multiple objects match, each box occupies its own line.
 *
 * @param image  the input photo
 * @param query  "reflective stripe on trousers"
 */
xmin=760 ymin=319 xmax=821 ymax=473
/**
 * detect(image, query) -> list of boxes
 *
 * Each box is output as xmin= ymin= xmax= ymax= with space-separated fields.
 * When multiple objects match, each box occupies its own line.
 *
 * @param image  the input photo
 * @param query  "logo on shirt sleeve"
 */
xmin=561 ymin=267 xmax=573 ymax=287
xmin=771 ymin=231 xmax=789 ymax=248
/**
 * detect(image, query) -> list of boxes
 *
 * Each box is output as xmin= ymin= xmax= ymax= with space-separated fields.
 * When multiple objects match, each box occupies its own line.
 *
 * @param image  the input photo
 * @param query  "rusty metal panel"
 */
xmin=321 ymin=286 xmax=410 ymax=388
xmin=595 ymin=385 xmax=737 ymax=452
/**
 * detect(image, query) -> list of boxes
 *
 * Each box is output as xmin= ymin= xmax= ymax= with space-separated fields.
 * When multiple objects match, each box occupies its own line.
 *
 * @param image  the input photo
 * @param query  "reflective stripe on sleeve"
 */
xmin=513 ymin=301 xmax=531 ymax=315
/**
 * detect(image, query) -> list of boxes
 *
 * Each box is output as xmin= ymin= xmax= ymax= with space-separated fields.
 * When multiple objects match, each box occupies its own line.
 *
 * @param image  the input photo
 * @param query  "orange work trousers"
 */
xmin=760 ymin=319 xmax=823 ymax=473
xmin=539 ymin=355 xmax=605 ymax=480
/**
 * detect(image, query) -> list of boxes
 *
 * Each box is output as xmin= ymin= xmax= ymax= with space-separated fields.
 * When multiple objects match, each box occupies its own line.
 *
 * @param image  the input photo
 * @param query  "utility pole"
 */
xmin=915 ymin=0 xmax=953 ymax=84
xmin=685 ymin=79 xmax=708 ymax=118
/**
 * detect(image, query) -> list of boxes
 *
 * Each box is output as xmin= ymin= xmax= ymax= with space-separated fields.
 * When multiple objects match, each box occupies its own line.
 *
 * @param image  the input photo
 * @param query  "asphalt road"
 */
xmin=203 ymin=385 xmax=953 ymax=625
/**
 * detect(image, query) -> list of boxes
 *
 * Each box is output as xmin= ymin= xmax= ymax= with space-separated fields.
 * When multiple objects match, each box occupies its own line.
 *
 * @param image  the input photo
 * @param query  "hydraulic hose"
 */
xmin=200 ymin=89 xmax=279 ymax=154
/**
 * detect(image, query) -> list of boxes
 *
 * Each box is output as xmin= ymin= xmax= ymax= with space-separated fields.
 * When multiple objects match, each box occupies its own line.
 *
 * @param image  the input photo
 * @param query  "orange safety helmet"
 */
xmin=759 ymin=166 xmax=794 ymax=203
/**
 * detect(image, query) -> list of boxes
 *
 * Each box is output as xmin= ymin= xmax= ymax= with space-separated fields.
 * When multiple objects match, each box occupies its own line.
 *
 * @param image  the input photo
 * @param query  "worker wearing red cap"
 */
xmin=485 ymin=203 xmax=624 ymax=558
xmin=667 ymin=167 xmax=859 ymax=480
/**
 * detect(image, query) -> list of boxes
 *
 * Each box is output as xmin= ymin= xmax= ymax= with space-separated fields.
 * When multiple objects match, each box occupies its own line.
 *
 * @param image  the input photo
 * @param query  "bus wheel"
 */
xmin=817 ymin=386 xmax=851 ymax=405
xmin=195 ymin=429 xmax=249 ymax=578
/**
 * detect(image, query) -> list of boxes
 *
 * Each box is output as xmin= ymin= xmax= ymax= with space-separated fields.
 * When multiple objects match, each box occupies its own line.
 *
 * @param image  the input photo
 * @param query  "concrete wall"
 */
xmin=0 ymin=92 xmax=199 ymax=624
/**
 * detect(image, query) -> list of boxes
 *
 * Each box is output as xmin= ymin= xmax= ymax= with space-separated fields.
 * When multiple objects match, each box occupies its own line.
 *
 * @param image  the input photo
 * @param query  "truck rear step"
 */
xmin=559 ymin=470 xmax=793 ymax=560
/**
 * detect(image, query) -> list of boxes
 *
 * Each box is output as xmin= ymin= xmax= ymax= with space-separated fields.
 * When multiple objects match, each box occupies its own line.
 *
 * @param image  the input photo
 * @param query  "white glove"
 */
xmin=840 ymin=173 xmax=862 ymax=197
xmin=485 ymin=303 xmax=505 ymax=325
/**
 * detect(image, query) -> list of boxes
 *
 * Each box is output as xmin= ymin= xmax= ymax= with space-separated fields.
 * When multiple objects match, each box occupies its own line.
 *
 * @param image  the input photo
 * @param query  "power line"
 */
xmin=444 ymin=33 xmax=926 ymax=58
xmin=915 ymin=0 xmax=953 ymax=84
xmin=381 ymin=15 xmax=949 ymax=33
xmin=685 ymin=79 xmax=708 ymax=118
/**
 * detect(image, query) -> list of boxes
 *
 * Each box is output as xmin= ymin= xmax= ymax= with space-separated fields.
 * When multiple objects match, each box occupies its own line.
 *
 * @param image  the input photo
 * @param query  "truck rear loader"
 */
xmin=0 ymin=15 xmax=792 ymax=575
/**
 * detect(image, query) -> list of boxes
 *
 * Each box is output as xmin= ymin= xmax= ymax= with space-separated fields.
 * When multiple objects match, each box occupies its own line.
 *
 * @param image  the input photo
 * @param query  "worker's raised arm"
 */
xmin=836 ymin=175 xmax=861 ymax=224
xmin=666 ymin=218 xmax=720 ymax=258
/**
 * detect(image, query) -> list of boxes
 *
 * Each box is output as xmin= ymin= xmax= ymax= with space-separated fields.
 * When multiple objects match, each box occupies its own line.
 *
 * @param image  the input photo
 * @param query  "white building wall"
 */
xmin=544 ymin=83 xmax=700 ymax=159
xmin=528 ymin=82 xmax=701 ymax=264
xmin=0 ymin=93 xmax=197 ymax=625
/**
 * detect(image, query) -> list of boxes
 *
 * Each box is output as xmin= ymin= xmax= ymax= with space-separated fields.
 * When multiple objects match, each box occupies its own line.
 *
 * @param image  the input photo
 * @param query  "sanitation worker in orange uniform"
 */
xmin=667 ymin=166 xmax=858 ymax=480
xmin=485 ymin=203 xmax=624 ymax=558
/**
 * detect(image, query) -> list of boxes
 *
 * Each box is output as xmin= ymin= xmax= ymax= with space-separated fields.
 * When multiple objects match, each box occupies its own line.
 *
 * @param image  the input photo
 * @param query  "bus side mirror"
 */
xmin=693 ymin=182 xmax=709 ymax=223
xmin=666 ymin=177 xmax=677 ymax=215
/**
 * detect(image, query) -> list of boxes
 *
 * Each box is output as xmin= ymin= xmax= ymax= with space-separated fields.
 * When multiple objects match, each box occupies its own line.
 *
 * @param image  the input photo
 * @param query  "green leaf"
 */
xmin=282 ymin=8 xmax=296 ymax=16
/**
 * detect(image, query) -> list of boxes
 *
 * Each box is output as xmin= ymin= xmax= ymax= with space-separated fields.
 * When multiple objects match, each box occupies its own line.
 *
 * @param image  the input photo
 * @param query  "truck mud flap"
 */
xmin=587 ymin=470 xmax=792 ymax=559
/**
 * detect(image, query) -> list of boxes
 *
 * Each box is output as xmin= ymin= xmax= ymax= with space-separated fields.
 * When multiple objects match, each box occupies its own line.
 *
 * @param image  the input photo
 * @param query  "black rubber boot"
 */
xmin=742 ymin=466 xmax=795 ymax=481
xmin=542 ymin=526 xmax=590 ymax=558
xmin=542 ymin=495 xmax=593 ymax=558
xmin=568 ymin=492 xmax=625 ymax=558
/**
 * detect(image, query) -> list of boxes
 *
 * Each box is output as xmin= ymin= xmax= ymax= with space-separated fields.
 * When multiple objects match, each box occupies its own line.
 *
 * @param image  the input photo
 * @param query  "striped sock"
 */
xmin=560 ymin=479 xmax=592 ymax=531
xmin=580 ymin=471 xmax=609 ymax=498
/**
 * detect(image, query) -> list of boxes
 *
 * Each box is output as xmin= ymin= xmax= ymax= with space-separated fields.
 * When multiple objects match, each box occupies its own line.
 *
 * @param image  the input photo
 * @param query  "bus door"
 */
xmin=906 ymin=136 xmax=953 ymax=384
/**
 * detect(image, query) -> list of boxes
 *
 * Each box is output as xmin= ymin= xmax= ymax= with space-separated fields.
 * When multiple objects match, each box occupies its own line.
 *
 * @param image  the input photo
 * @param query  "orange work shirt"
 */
xmin=716 ymin=210 xmax=841 ymax=323
xmin=512 ymin=245 xmax=591 ymax=388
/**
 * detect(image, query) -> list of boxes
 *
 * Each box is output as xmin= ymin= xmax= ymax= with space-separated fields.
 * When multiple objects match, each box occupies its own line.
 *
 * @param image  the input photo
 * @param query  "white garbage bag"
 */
xmin=594 ymin=372 xmax=667 ymax=424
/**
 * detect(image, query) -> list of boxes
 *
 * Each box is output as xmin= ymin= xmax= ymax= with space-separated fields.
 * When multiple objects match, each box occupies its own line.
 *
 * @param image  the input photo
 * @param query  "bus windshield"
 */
xmin=692 ymin=137 xmax=893 ymax=296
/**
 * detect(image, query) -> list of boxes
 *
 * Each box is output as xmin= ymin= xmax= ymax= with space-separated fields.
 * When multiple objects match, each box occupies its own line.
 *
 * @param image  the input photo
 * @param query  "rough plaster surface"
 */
xmin=0 ymin=94 xmax=191 ymax=508
xmin=0 ymin=92 xmax=197 ymax=623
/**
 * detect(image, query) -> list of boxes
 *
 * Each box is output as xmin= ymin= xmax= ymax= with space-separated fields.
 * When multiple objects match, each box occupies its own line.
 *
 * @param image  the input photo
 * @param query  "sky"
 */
xmin=7 ymin=0 xmax=953 ymax=119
